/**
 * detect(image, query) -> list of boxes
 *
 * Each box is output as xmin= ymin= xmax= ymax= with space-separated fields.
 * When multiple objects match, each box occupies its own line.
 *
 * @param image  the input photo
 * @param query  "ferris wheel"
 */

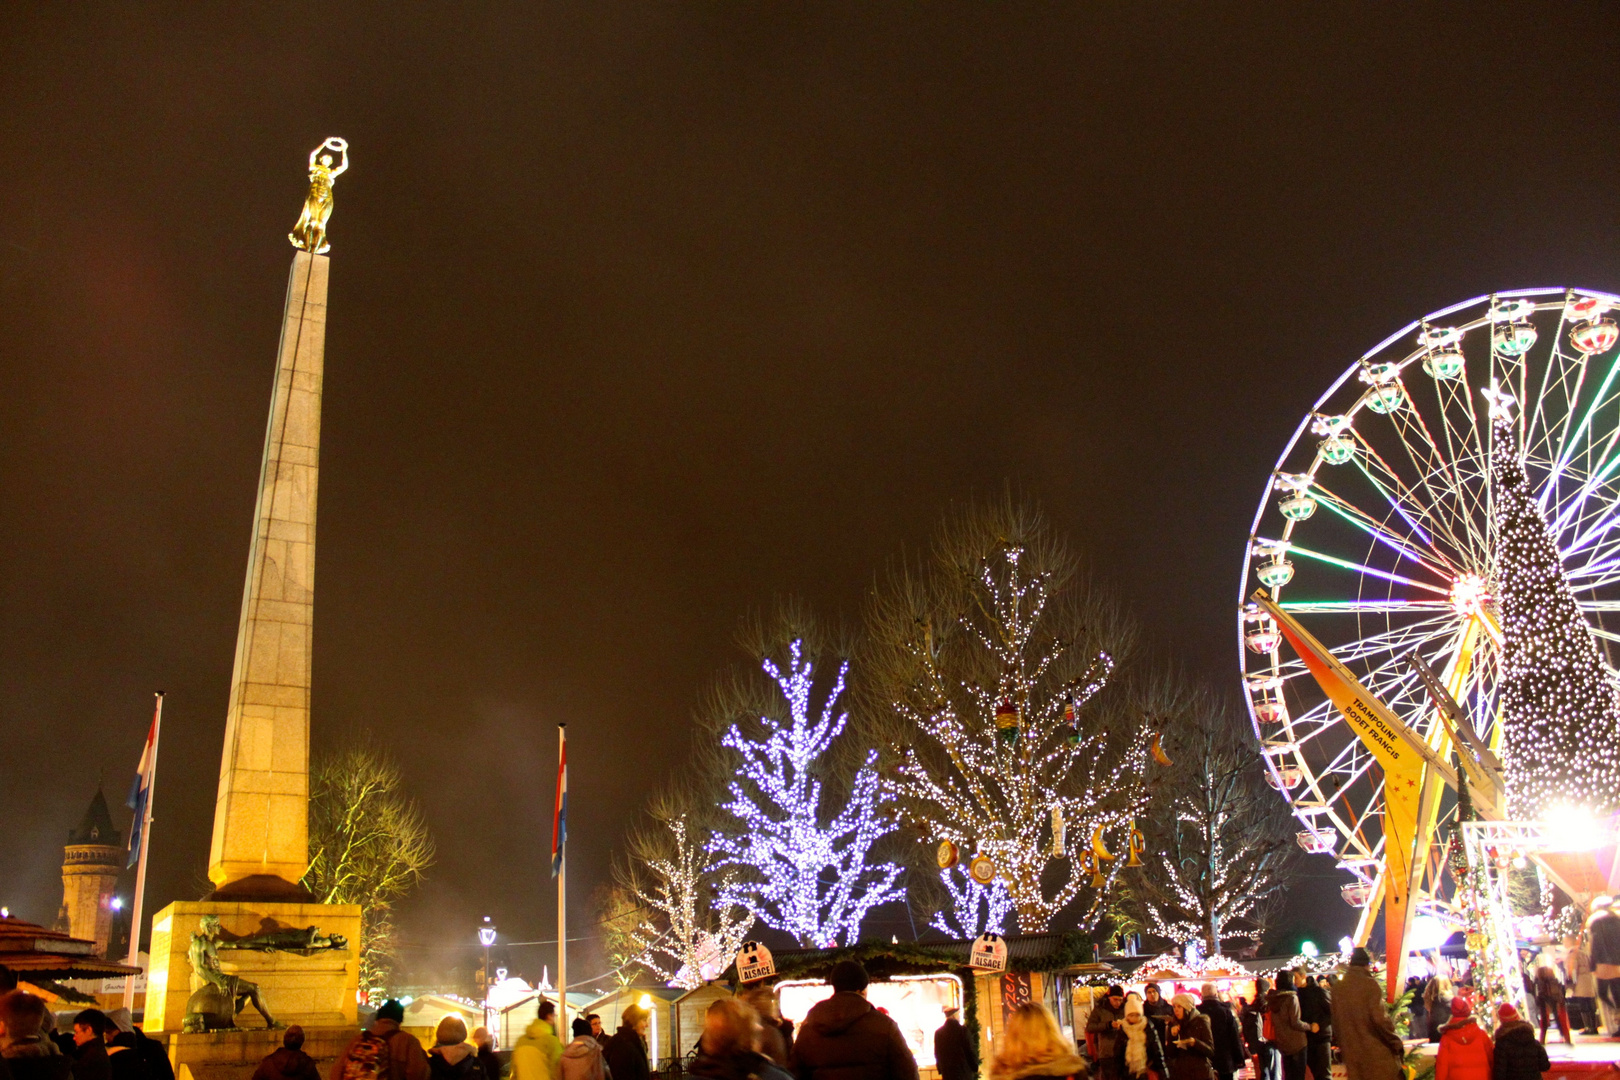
xmin=1238 ymin=287 xmax=1620 ymax=931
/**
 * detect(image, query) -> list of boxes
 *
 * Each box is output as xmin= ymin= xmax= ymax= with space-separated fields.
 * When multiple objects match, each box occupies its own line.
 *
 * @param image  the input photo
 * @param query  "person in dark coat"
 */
xmin=1266 ymin=978 xmax=1311 ymax=1080
xmin=471 ymin=1028 xmax=502 ymax=1080
xmin=1085 ymin=987 xmax=1128 ymax=1080
xmin=1142 ymin=987 xmax=1175 ymax=1051
xmin=1196 ymin=985 xmax=1243 ymax=1080
xmin=1113 ymin=996 xmax=1164 ymax=1080
xmin=126 ymin=1030 xmax=169 ymax=1080
xmin=791 ymin=962 xmax=918 ymax=1080
xmin=1593 ymin=898 xmax=1620 ymax=1037
xmin=1489 ymin=1004 xmax=1546 ymax=1080
xmin=933 ymin=1010 xmax=973 ymax=1080
xmin=1422 ymin=978 xmax=1454 ymax=1044
xmin=603 ymin=1007 xmax=651 ymax=1080
xmin=253 ymin=1026 xmax=322 ymax=1080
xmin=688 ymin=1000 xmax=794 ymax=1080
xmin=1239 ymin=983 xmax=1278 ymax=1080
xmin=68 ymin=1012 xmax=110 ymax=1080
xmin=739 ymin=986 xmax=792 ymax=1068
xmin=1331 ymin=952 xmax=1403 ymax=1080
xmin=0 ymin=992 xmax=71 ymax=1080
xmin=1164 ymin=996 xmax=1215 ymax=1080
xmin=1293 ymin=973 xmax=1331 ymax=1080
xmin=1531 ymin=966 xmax=1570 ymax=1045
xmin=430 ymin=1018 xmax=486 ymax=1080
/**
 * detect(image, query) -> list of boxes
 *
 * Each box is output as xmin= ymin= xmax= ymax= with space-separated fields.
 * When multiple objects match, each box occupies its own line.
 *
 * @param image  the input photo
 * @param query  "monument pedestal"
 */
xmin=145 ymin=900 xmax=361 ymax=1034
xmin=163 ymin=1027 xmax=359 ymax=1080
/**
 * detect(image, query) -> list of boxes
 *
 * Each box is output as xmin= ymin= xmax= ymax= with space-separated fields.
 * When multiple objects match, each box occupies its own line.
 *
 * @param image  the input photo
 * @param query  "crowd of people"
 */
xmin=8 ymin=930 xmax=1617 ymax=1080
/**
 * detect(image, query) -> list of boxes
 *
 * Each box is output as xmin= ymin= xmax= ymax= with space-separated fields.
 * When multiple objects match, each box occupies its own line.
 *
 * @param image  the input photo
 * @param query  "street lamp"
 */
xmin=478 ymin=917 xmax=497 ymax=1035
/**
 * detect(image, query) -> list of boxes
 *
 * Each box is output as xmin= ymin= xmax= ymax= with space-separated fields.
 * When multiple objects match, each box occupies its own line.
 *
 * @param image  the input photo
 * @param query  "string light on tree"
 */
xmin=708 ymin=640 xmax=905 ymax=947
xmin=866 ymin=506 xmax=1152 ymax=932
xmin=618 ymin=804 xmax=751 ymax=990
xmin=929 ymin=865 xmax=1016 ymax=939
xmin=1487 ymin=383 xmax=1620 ymax=817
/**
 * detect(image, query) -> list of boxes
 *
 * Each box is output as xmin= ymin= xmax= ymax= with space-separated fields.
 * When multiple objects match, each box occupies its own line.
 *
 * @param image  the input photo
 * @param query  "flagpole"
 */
xmin=124 ymin=691 xmax=163 ymax=1013
xmin=556 ymin=722 xmax=567 ymax=1036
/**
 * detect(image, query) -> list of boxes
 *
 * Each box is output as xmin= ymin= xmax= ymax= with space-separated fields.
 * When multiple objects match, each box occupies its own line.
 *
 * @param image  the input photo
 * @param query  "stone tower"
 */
xmin=58 ymin=788 xmax=123 ymax=956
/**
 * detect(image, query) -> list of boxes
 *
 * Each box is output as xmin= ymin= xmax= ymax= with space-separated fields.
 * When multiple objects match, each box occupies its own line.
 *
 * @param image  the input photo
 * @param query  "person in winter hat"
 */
xmin=1142 ymin=986 xmax=1175 ymax=1049
xmin=989 ymin=1002 xmax=1086 ymax=1080
xmin=1329 ymin=950 xmax=1403 ymax=1080
xmin=1112 ymin=995 xmax=1164 ymax=1080
xmin=1435 ymin=998 xmax=1491 ymax=1080
xmin=331 ymin=1000 xmax=430 ymax=1080
xmin=603 ymin=1006 xmax=649 ymax=1080
xmin=561 ymin=1018 xmax=609 ymax=1080
xmin=688 ymin=999 xmax=792 ymax=1080
xmin=1195 ymin=984 xmax=1244 ymax=1080
xmin=1490 ymin=1004 xmax=1547 ymax=1080
xmin=1163 ymin=995 xmax=1215 ymax=1080
xmin=252 ymin=1026 xmax=321 ymax=1080
xmin=1085 ymin=987 xmax=1128 ymax=1080
xmin=790 ymin=961 xmax=918 ymax=1080
xmin=1265 ymin=977 xmax=1311 ymax=1080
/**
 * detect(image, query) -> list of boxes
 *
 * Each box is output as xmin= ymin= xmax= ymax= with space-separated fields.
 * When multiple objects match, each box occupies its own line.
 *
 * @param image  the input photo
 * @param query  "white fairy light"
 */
xmin=1490 ymin=411 xmax=1620 ymax=816
xmin=929 ymin=865 xmax=1016 ymax=938
xmin=708 ymin=641 xmax=906 ymax=947
xmin=879 ymin=542 xmax=1148 ymax=931
xmin=625 ymin=811 xmax=751 ymax=990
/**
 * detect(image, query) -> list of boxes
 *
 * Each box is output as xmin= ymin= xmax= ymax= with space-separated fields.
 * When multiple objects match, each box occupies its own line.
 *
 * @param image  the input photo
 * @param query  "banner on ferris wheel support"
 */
xmin=1253 ymin=591 xmax=1427 ymax=1002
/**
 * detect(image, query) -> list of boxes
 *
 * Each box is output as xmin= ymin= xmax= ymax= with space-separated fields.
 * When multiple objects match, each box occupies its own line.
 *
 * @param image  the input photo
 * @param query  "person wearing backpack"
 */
xmin=331 ymin=1000 xmax=429 ymax=1080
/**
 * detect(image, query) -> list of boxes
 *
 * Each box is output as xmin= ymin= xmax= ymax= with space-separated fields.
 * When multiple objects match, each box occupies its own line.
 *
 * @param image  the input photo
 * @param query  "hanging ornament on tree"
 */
xmin=1150 ymin=732 xmax=1172 ymax=766
xmin=936 ymin=840 xmax=960 ymax=870
xmin=1064 ymin=699 xmax=1080 ymax=745
xmin=1126 ymin=821 xmax=1145 ymax=868
xmin=995 ymin=698 xmax=1020 ymax=745
xmin=1081 ymin=848 xmax=1104 ymax=888
xmin=968 ymin=852 xmax=997 ymax=885
xmin=1050 ymin=806 xmax=1065 ymax=857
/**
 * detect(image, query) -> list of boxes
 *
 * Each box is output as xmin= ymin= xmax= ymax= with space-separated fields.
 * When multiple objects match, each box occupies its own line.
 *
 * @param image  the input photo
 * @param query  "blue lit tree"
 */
xmin=707 ymin=637 xmax=906 ymax=947
xmin=928 ymin=865 xmax=1016 ymax=938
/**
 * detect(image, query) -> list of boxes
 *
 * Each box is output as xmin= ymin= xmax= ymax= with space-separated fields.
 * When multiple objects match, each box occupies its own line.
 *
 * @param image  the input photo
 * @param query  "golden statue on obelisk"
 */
xmin=144 ymin=140 xmax=361 ymax=1039
xmin=289 ymin=137 xmax=349 ymax=254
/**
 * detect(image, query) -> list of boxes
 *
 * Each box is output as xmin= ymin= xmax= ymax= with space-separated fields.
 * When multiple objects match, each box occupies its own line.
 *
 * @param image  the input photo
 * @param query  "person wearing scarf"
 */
xmin=1165 ymin=995 xmax=1216 ymax=1080
xmin=1113 ymin=995 xmax=1165 ymax=1080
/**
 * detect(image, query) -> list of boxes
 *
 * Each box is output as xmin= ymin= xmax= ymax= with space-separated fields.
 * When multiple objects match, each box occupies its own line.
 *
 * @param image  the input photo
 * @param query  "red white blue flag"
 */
xmin=125 ymin=710 xmax=159 ymax=869
xmin=551 ymin=727 xmax=567 ymax=879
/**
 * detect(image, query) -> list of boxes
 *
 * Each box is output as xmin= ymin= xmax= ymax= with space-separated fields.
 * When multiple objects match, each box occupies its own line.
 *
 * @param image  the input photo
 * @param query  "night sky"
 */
xmin=1 ymin=6 xmax=1616 ymax=988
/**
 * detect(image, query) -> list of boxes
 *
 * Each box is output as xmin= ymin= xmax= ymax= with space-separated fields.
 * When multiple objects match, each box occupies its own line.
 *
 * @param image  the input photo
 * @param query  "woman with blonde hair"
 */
xmin=991 ymin=1002 xmax=1088 ymax=1080
xmin=689 ymin=999 xmax=793 ymax=1080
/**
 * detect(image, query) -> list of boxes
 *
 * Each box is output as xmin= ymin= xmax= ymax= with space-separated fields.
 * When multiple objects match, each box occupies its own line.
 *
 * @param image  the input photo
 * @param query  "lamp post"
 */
xmin=479 ymin=917 xmax=497 ymax=1035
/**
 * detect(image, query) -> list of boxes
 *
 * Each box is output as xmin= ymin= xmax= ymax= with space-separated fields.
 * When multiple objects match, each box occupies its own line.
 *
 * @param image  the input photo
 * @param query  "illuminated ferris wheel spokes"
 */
xmin=1239 ymin=287 xmax=1620 ymax=921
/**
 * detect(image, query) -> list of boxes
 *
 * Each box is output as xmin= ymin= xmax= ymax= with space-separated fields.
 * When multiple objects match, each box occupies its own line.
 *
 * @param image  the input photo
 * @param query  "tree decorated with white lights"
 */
xmin=927 ymin=865 xmax=1016 ymax=938
xmin=864 ymin=500 xmax=1149 ymax=931
xmin=1486 ymin=383 xmax=1620 ymax=817
xmin=615 ymin=785 xmax=752 ymax=989
xmin=706 ymin=631 xmax=906 ymax=947
xmin=1125 ymin=680 xmax=1296 ymax=955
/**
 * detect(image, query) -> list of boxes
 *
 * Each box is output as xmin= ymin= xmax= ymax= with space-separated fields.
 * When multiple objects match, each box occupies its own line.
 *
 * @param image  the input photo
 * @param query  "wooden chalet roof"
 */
xmin=0 ymin=915 xmax=139 ymax=980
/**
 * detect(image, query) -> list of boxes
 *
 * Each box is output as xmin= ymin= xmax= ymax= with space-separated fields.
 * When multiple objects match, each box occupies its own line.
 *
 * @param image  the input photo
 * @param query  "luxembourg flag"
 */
xmin=125 ymin=708 xmax=160 ymax=869
xmin=551 ymin=726 xmax=567 ymax=879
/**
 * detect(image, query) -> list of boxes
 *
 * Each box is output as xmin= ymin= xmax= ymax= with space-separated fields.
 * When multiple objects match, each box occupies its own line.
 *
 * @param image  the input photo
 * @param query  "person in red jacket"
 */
xmin=1436 ymin=998 xmax=1493 ymax=1080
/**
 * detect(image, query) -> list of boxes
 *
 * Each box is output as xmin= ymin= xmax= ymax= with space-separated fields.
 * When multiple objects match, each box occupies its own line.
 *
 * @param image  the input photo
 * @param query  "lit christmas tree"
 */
xmin=928 ymin=865 xmax=1016 ymax=938
xmin=708 ymin=639 xmax=906 ymax=946
xmin=1125 ymin=687 xmax=1295 ymax=956
xmin=1487 ymin=384 xmax=1620 ymax=817
xmin=866 ymin=502 xmax=1149 ymax=931
xmin=617 ymin=788 xmax=752 ymax=990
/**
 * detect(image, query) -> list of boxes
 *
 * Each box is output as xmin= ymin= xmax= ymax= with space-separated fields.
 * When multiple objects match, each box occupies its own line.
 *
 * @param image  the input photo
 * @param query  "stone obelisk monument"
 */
xmin=144 ymin=140 xmax=361 ymax=1043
